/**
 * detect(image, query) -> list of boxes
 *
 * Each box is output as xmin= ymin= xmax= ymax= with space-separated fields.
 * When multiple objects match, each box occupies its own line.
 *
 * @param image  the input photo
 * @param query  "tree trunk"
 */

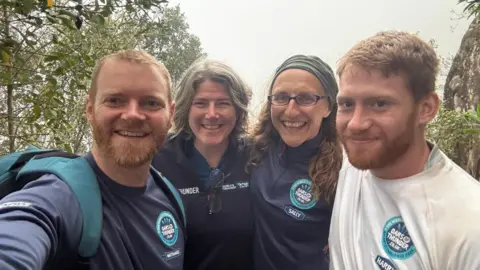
xmin=3 ymin=7 xmax=14 ymax=153
xmin=443 ymin=14 xmax=480 ymax=179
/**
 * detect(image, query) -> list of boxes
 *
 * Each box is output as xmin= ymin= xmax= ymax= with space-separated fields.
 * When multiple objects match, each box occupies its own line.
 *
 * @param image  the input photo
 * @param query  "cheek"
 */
xmin=335 ymin=115 xmax=349 ymax=131
xmin=270 ymin=107 xmax=282 ymax=120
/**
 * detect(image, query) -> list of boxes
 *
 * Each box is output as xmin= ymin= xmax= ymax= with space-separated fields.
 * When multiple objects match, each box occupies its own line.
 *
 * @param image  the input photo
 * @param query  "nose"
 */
xmin=284 ymin=99 xmax=300 ymax=118
xmin=205 ymin=102 xmax=218 ymax=119
xmin=347 ymin=107 xmax=371 ymax=132
xmin=121 ymin=101 xmax=146 ymax=121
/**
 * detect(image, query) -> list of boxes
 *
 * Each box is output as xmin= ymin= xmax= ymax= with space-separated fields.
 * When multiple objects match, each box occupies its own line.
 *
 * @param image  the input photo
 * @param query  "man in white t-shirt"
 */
xmin=329 ymin=30 xmax=480 ymax=270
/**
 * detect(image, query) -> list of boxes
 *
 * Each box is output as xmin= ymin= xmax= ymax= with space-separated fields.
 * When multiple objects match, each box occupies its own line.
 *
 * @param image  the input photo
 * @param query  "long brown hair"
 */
xmin=247 ymin=77 xmax=343 ymax=204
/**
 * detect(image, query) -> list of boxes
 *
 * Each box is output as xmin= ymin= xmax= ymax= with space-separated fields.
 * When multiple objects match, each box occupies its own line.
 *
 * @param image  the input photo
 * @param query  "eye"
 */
xmin=274 ymin=94 xmax=289 ymax=102
xmin=296 ymin=94 xmax=317 ymax=105
xmin=338 ymin=101 xmax=354 ymax=110
xmin=216 ymin=100 xmax=232 ymax=107
xmin=192 ymin=100 xmax=208 ymax=108
xmin=142 ymin=99 xmax=163 ymax=110
xmin=371 ymin=100 xmax=390 ymax=109
xmin=105 ymin=96 xmax=124 ymax=107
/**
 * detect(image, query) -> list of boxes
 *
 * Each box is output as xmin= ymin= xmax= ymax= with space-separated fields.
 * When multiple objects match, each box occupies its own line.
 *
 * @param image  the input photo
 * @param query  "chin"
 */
xmin=281 ymin=137 xmax=306 ymax=148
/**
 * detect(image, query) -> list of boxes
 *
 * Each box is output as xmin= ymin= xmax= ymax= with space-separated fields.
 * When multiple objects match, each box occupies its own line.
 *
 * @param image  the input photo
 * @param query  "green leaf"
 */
xmin=53 ymin=67 xmax=65 ymax=76
xmin=59 ymin=16 xmax=77 ymax=30
xmin=64 ymin=143 xmax=73 ymax=153
xmin=21 ymin=0 xmax=35 ymax=14
xmin=47 ymin=77 xmax=57 ymax=87
xmin=58 ymin=9 xmax=78 ymax=19
xmin=32 ymin=105 xmax=41 ymax=121
xmin=44 ymin=55 xmax=60 ymax=62
xmin=46 ymin=15 xmax=57 ymax=24
xmin=92 ymin=14 xmax=106 ymax=25
xmin=33 ymin=75 xmax=43 ymax=81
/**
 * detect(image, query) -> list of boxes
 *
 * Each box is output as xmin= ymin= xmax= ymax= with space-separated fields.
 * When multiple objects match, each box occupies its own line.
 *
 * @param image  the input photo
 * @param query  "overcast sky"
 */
xmin=169 ymin=0 xmax=473 ymax=115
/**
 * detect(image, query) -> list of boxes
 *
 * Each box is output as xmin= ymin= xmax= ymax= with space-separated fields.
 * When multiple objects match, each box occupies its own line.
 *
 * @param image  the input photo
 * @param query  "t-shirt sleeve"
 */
xmin=0 ymin=174 xmax=83 ymax=270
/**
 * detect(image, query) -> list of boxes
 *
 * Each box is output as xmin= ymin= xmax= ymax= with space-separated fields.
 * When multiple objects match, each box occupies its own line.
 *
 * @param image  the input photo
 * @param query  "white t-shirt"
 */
xmin=329 ymin=146 xmax=480 ymax=270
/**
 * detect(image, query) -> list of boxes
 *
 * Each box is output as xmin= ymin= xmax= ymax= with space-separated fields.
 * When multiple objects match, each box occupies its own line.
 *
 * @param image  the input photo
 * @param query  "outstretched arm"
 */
xmin=0 ymin=175 xmax=83 ymax=270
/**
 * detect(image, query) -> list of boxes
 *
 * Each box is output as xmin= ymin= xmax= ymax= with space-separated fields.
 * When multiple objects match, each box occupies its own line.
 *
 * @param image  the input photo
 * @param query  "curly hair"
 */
xmin=247 ymin=77 xmax=343 ymax=204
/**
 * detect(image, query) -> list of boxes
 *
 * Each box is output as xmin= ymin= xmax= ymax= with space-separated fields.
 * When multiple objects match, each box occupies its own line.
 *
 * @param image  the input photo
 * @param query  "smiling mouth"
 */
xmin=282 ymin=121 xmax=306 ymax=129
xmin=115 ymin=131 xmax=148 ymax=138
xmin=202 ymin=124 xmax=223 ymax=130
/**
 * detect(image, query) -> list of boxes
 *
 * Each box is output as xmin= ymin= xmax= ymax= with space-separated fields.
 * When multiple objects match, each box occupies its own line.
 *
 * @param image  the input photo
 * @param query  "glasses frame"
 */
xmin=207 ymin=169 xmax=225 ymax=215
xmin=268 ymin=93 xmax=327 ymax=106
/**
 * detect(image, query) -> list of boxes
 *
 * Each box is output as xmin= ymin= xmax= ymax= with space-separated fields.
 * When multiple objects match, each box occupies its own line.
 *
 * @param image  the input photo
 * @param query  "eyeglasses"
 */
xmin=207 ymin=169 xmax=225 ymax=214
xmin=268 ymin=93 xmax=327 ymax=106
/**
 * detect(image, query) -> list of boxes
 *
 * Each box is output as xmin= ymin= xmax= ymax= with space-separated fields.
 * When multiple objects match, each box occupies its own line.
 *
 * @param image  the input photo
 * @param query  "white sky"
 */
xmin=169 ymin=0 xmax=473 ymax=115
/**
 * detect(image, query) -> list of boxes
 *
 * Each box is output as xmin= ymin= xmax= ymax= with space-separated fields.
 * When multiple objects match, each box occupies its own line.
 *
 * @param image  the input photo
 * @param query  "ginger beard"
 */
xmin=91 ymin=112 xmax=169 ymax=168
xmin=340 ymin=109 xmax=417 ymax=170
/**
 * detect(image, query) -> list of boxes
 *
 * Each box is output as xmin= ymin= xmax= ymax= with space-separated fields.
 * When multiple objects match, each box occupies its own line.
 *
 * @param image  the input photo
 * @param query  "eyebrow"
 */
xmin=193 ymin=97 xmax=231 ymax=101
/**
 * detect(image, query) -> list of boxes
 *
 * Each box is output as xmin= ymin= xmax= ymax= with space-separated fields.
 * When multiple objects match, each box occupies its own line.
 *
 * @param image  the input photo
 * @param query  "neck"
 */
xmin=194 ymin=139 xmax=228 ymax=168
xmin=372 ymin=136 xmax=431 ymax=180
xmin=91 ymin=146 xmax=150 ymax=187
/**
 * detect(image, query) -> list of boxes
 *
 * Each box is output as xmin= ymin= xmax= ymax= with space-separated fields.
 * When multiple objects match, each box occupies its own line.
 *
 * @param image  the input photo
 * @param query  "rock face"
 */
xmin=443 ymin=14 xmax=480 ymax=179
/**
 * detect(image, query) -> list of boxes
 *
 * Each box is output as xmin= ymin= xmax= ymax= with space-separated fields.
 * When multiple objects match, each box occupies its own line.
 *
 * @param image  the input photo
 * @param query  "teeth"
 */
xmin=117 ymin=131 xmax=146 ymax=137
xmin=283 ymin=121 xmax=305 ymax=128
xmin=203 ymin=125 xmax=220 ymax=130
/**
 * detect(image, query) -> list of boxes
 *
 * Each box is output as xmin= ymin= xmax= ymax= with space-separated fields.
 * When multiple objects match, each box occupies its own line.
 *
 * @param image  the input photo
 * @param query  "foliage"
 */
xmin=427 ymin=104 xmax=480 ymax=164
xmin=0 ymin=2 xmax=205 ymax=155
xmin=458 ymin=0 xmax=480 ymax=18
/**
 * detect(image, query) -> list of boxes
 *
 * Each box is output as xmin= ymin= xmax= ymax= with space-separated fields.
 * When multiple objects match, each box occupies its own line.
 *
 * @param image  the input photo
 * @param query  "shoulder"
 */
xmin=153 ymin=133 xmax=188 ymax=165
xmin=1 ymin=174 xmax=77 ymax=208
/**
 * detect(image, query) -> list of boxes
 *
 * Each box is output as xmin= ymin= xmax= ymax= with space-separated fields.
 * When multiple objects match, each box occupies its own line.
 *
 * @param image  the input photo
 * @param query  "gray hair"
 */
xmin=171 ymin=58 xmax=252 ymax=140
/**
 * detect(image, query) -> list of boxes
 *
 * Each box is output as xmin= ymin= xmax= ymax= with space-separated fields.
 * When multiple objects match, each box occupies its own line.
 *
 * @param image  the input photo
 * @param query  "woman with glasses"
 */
xmin=247 ymin=54 xmax=343 ymax=270
xmin=152 ymin=59 xmax=253 ymax=270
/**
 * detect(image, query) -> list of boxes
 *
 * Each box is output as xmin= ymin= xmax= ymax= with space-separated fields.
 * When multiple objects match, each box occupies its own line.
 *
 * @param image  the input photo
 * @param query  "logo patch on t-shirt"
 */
xmin=375 ymin=255 xmax=397 ymax=270
xmin=289 ymin=179 xmax=317 ymax=210
xmin=382 ymin=216 xmax=416 ymax=260
xmin=156 ymin=211 xmax=179 ymax=247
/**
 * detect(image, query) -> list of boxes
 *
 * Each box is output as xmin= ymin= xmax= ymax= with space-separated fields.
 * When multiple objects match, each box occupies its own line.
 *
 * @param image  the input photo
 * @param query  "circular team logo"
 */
xmin=289 ymin=179 xmax=317 ymax=210
xmin=156 ymin=211 xmax=178 ymax=247
xmin=382 ymin=216 xmax=416 ymax=260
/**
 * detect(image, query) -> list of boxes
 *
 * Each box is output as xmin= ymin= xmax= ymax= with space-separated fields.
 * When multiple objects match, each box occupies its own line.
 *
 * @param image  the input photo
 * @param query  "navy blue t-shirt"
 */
xmin=250 ymin=134 xmax=332 ymax=270
xmin=0 ymin=153 xmax=185 ymax=270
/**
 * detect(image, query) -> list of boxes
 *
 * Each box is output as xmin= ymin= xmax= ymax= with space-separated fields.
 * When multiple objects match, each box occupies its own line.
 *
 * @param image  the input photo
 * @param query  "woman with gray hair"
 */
xmin=152 ymin=59 xmax=253 ymax=270
xmin=247 ymin=54 xmax=343 ymax=270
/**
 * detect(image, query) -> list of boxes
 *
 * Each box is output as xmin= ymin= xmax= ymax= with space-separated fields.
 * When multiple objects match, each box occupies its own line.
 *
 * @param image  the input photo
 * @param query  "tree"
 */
xmin=0 ymin=0 xmax=168 ymax=153
xmin=440 ymin=0 xmax=480 ymax=179
xmin=0 ymin=3 xmax=206 ymax=155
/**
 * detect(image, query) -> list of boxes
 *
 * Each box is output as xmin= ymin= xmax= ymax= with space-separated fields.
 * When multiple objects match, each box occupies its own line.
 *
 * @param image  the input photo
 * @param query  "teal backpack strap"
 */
xmin=17 ymin=156 xmax=102 ymax=258
xmin=150 ymin=167 xmax=186 ymax=227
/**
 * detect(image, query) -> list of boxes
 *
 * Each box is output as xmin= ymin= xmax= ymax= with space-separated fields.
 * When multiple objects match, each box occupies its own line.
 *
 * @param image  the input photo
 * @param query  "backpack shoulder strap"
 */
xmin=17 ymin=155 xmax=102 ymax=258
xmin=150 ymin=167 xmax=186 ymax=227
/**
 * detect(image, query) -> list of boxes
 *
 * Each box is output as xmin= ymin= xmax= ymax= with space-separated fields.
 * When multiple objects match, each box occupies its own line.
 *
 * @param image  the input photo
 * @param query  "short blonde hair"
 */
xmin=89 ymin=50 xmax=172 ymax=101
xmin=337 ymin=30 xmax=439 ymax=101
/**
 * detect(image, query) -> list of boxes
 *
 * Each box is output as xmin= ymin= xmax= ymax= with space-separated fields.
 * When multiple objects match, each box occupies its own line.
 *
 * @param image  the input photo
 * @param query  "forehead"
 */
xmin=194 ymin=79 xmax=230 ymax=99
xmin=272 ymin=69 xmax=325 ymax=95
xmin=96 ymin=59 xmax=169 ymax=99
xmin=338 ymin=65 xmax=410 ymax=101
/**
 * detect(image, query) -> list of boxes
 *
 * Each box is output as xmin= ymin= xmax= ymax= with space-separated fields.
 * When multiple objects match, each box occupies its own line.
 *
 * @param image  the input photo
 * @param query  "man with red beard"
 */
xmin=0 ymin=50 xmax=185 ymax=269
xmin=329 ymin=31 xmax=480 ymax=270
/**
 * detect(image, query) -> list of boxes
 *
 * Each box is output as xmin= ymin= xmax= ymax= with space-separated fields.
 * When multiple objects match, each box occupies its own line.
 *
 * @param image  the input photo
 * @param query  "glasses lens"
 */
xmin=209 ymin=188 xmax=223 ymax=214
xmin=296 ymin=94 xmax=317 ymax=105
xmin=271 ymin=94 xmax=289 ymax=105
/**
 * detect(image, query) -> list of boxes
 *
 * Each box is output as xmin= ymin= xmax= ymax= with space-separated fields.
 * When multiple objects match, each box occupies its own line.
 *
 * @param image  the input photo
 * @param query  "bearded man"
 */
xmin=0 ymin=50 xmax=185 ymax=270
xmin=329 ymin=30 xmax=480 ymax=270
